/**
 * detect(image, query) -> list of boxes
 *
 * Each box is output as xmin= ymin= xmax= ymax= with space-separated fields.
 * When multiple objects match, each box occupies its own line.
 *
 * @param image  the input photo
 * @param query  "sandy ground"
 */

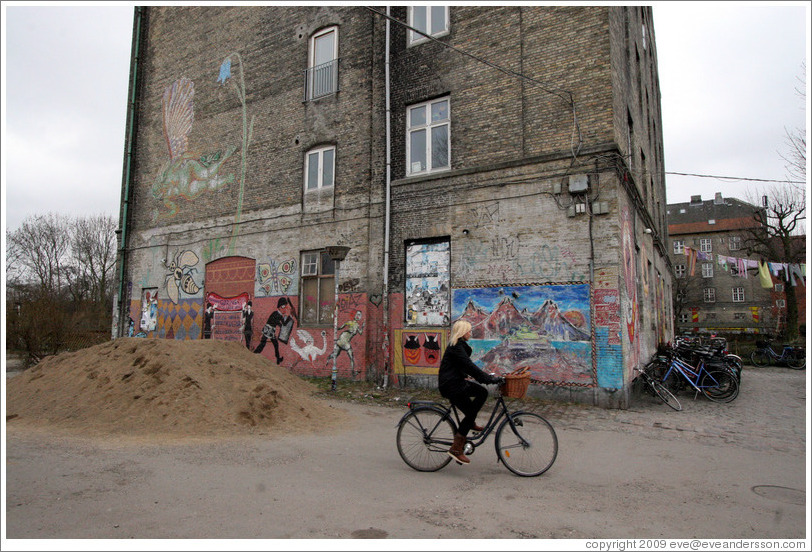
xmin=2 ymin=341 xmax=809 ymax=546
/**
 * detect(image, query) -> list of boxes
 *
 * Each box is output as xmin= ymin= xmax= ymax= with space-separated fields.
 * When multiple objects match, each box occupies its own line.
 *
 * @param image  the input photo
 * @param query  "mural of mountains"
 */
xmin=462 ymin=296 xmax=588 ymax=342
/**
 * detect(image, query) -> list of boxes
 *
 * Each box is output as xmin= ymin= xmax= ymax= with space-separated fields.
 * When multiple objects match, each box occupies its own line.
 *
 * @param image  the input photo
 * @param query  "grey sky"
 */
xmin=2 ymin=2 xmax=808 ymax=233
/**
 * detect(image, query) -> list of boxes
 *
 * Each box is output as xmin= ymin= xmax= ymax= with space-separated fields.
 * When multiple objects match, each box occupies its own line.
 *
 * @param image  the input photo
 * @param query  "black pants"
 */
xmin=444 ymin=382 xmax=488 ymax=437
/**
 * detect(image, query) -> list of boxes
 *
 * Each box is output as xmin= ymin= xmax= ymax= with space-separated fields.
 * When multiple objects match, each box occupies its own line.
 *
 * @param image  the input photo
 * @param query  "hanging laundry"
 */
xmin=768 ymin=262 xmax=783 ymax=278
xmin=685 ymin=246 xmax=698 ymax=276
xmin=758 ymin=261 xmax=773 ymax=288
xmin=717 ymin=255 xmax=729 ymax=271
xmin=788 ymin=264 xmax=805 ymax=287
xmin=736 ymin=257 xmax=748 ymax=278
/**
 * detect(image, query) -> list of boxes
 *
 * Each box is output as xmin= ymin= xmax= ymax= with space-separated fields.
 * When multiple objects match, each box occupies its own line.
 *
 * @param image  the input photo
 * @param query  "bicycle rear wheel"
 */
xmin=700 ymin=370 xmax=739 ymax=402
xmin=786 ymin=349 xmax=806 ymax=369
xmin=649 ymin=378 xmax=682 ymax=411
xmin=396 ymin=408 xmax=455 ymax=472
xmin=495 ymin=412 xmax=558 ymax=477
xmin=751 ymin=349 xmax=770 ymax=367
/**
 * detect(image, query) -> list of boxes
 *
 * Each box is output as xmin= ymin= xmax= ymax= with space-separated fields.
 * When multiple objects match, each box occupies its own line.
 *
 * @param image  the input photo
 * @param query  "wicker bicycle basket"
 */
xmin=501 ymin=367 xmax=531 ymax=399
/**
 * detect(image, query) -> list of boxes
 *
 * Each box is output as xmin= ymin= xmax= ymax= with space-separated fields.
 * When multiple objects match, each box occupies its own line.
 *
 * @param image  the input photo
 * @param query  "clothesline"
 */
xmin=683 ymin=245 xmax=806 ymax=288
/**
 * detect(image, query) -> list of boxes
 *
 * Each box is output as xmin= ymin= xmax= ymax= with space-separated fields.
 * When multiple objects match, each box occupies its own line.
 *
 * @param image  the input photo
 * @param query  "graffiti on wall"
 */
xmin=593 ymin=266 xmax=623 ymax=388
xmin=206 ymin=291 xmax=251 ymax=342
xmin=254 ymin=296 xmax=296 ymax=364
xmin=290 ymin=329 xmax=328 ymax=362
xmin=139 ymin=288 xmax=159 ymax=333
xmin=621 ymin=207 xmax=639 ymax=365
xmin=452 ymin=284 xmax=592 ymax=385
xmin=152 ymin=78 xmax=237 ymax=219
xmin=393 ymin=329 xmax=447 ymax=375
xmin=257 ymin=258 xmax=297 ymax=296
xmin=405 ymin=240 xmax=450 ymax=326
xmin=326 ymin=310 xmax=365 ymax=377
xmin=164 ymin=249 xmax=202 ymax=304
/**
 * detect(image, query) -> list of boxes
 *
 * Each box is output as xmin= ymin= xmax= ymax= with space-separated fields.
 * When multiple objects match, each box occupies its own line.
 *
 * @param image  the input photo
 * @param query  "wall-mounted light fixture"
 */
xmin=643 ymin=228 xmax=653 ymax=234
xmin=462 ymin=229 xmax=470 ymax=235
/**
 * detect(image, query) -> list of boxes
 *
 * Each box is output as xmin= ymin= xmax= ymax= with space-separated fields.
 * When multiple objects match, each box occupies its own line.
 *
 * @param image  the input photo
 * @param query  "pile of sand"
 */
xmin=6 ymin=338 xmax=346 ymax=439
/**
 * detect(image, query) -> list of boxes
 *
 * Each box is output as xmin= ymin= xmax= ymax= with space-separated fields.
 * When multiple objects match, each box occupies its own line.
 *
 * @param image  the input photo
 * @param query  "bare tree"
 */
xmin=7 ymin=213 xmax=72 ymax=296
xmin=780 ymin=61 xmax=806 ymax=190
xmin=70 ymin=214 xmax=118 ymax=308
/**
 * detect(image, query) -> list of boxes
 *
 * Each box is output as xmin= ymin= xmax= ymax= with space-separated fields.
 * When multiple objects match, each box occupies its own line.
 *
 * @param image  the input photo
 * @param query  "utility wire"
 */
xmin=666 ymin=172 xmax=805 ymax=184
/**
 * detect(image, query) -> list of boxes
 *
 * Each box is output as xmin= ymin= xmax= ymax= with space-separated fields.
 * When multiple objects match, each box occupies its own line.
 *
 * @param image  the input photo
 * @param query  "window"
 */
xmin=305 ymin=27 xmax=338 ymax=100
xmin=732 ymin=287 xmax=745 ymax=303
xmin=705 ymin=312 xmax=716 ymax=320
xmin=408 ymin=5 xmax=449 ymax=44
xmin=729 ymin=236 xmax=742 ymax=251
xmin=300 ymin=250 xmax=336 ymax=325
xmin=703 ymin=288 xmax=716 ymax=303
xmin=407 ymin=97 xmax=450 ymax=175
xmin=701 ymin=263 xmax=713 ymax=278
xmin=775 ymin=283 xmax=784 ymax=292
xmin=700 ymin=238 xmax=712 ymax=253
xmin=674 ymin=264 xmax=686 ymax=278
xmin=305 ymin=146 xmax=335 ymax=191
xmin=673 ymin=240 xmax=684 ymax=254
xmin=678 ymin=314 xmax=689 ymax=324
xmin=734 ymin=312 xmax=746 ymax=320
xmin=776 ymin=299 xmax=786 ymax=308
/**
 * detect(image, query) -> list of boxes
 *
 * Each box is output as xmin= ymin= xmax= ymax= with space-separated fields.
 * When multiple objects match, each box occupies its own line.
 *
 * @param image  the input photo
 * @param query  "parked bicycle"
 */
xmin=645 ymin=348 xmax=739 ymax=403
xmin=395 ymin=368 xmax=558 ymax=477
xmin=674 ymin=336 xmax=742 ymax=381
xmin=750 ymin=339 xmax=805 ymax=369
xmin=633 ymin=366 xmax=681 ymax=411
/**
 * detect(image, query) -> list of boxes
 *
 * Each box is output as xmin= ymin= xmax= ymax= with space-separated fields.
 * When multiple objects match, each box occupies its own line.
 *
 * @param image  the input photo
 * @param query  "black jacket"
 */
xmin=438 ymin=340 xmax=500 ymax=397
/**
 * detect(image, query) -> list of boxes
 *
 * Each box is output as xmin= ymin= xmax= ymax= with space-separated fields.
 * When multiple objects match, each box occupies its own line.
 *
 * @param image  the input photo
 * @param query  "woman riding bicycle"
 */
xmin=438 ymin=320 xmax=503 ymax=464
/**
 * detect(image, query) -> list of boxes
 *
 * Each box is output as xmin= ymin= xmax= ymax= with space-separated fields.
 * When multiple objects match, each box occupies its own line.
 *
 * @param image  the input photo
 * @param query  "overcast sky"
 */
xmin=2 ymin=2 xmax=809 ymax=233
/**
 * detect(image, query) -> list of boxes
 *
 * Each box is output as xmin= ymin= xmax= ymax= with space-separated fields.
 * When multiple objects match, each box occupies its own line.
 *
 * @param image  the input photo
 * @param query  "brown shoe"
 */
xmin=448 ymin=433 xmax=471 ymax=464
xmin=472 ymin=423 xmax=485 ymax=432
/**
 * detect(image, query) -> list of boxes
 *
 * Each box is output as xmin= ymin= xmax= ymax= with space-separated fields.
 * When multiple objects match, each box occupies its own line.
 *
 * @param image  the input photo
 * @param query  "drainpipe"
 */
xmin=381 ymin=7 xmax=393 ymax=387
xmin=114 ymin=6 xmax=143 ymax=338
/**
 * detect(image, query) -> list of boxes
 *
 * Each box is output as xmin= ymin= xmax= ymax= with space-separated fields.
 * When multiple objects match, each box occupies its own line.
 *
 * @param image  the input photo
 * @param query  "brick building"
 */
xmin=668 ymin=192 xmax=806 ymax=339
xmin=114 ymin=6 xmax=672 ymax=408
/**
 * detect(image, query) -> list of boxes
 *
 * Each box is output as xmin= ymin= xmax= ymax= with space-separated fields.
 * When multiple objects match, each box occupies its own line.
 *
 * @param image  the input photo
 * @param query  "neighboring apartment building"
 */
xmin=113 ymin=6 xmax=672 ymax=408
xmin=667 ymin=192 xmax=805 ymax=337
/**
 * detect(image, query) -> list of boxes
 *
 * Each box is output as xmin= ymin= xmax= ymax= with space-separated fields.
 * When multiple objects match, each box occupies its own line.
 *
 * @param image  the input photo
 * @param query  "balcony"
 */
xmin=303 ymin=59 xmax=339 ymax=101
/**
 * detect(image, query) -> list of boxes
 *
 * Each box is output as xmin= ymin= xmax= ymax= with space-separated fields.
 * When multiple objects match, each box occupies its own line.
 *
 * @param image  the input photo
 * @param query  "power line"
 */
xmin=666 ymin=172 xmax=804 ymax=185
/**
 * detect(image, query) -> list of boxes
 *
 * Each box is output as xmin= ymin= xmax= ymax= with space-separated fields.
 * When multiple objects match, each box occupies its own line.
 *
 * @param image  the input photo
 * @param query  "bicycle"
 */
xmin=395 ymin=369 xmax=558 ymax=477
xmin=751 ymin=340 xmax=805 ymax=369
xmin=646 ymin=350 xmax=739 ymax=403
xmin=633 ymin=366 xmax=681 ymax=411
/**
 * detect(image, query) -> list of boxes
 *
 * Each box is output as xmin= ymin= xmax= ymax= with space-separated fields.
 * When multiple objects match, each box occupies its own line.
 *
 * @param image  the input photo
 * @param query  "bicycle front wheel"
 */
xmin=650 ymin=378 xmax=682 ymax=411
xmin=700 ymin=370 xmax=739 ymax=402
xmin=495 ymin=412 xmax=558 ymax=477
xmin=751 ymin=349 xmax=770 ymax=367
xmin=396 ymin=408 xmax=455 ymax=472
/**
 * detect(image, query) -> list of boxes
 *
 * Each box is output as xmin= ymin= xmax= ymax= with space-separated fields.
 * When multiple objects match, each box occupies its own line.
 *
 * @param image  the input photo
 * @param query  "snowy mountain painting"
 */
xmin=451 ymin=284 xmax=592 ymax=385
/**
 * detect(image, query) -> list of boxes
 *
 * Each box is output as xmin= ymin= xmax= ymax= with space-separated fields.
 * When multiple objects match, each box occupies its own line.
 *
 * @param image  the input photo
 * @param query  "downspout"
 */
xmin=381 ymin=7 xmax=393 ymax=387
xmin=114 ymin=6 xmax=143 ymax=338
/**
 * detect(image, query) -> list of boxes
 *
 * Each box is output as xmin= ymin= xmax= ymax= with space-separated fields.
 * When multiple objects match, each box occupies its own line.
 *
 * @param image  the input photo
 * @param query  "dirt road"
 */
xmin=3 ymin=365 xmax=807 ymax=542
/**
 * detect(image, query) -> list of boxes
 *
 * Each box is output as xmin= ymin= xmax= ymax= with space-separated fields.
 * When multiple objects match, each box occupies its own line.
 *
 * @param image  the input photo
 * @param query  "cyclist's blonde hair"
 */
xmin=449 ymin=320 xmax=472 ymax=346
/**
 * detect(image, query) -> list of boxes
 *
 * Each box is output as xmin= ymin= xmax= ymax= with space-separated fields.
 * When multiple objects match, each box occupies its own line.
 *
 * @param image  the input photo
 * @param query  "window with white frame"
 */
xmin=408 ymin=5 xmax=449 ymax=44
xmin=734 ymin=312 xmax=746 ymax=320
xmin=775 ymin=283 xmax=784 ymax=292
xmin=701 ymin=263 xmax=713 ymax=278
xmin=407 ymin=97 xmax=450 ymax=176
xmin=673 ymin=239 xmax=684 ymax=254
xmin=732 ymin=287 xmax=745 ymax=302
xmin=700 ymin=238 xmax=712 ymax=253
xmin=300 ymin=250 xmax=336 ymax=325
xmin=305 ymin=27 xmax=338 ymax=100
xmin=776 ymin=299 xmax=786 ymax=308
xmin=678 ymin=313 xmax=689 ymax=324
xmin=674 ymin=264 xmax=686 ymax=278
xmin=728 ymin=236 xmax=742 ymax=251
xmin=305 ymin=146 xmax=335 ymax=191
xmin=703 ymin=287 xmax=716 ymax=303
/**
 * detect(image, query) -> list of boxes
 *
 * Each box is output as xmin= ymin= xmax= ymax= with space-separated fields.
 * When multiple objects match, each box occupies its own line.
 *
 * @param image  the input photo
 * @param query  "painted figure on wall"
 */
xmin=240 ymin=301 xmax=254 ymax=349
xmin=152 ymin=78 xmax=237 ymax=218
xmin=326 ymin=310 xmax=365 ymax=377
xmin=290 ymin=329 xmax=328 ymax=362
xmin=164 ymin=249 xmax=201 ymax=304
xmin=254 ymin=296 xmax=296 ymax=364
xmin=203 ymin=302 xmax=215 ymax=339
